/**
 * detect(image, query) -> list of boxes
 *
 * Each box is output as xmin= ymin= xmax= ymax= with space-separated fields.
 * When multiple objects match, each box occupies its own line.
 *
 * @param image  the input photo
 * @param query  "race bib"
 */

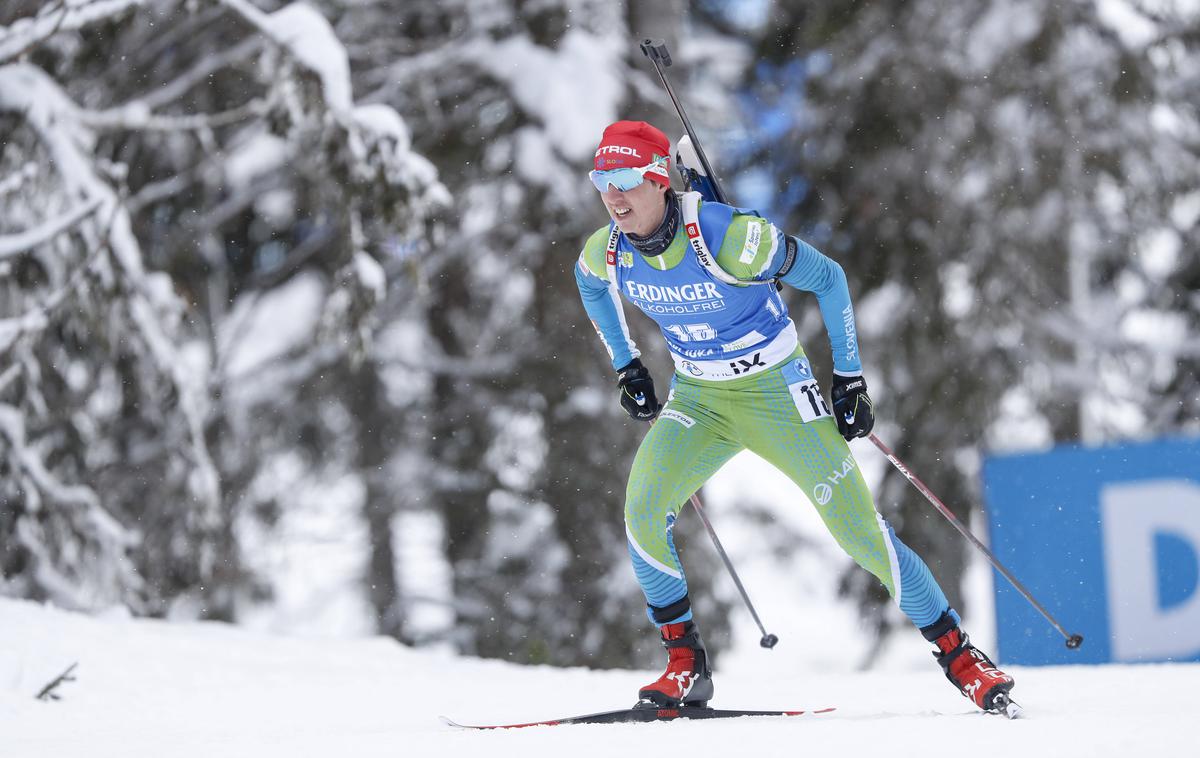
xmin=782 ymin=357 xmax=832 ymax=423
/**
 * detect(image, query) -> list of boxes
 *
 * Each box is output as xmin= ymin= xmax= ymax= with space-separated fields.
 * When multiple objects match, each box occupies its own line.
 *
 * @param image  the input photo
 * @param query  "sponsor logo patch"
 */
xmin=625 ymin=279 xmax=726 ymax=316
xmin=659 ymin=409 xmax=696 ymax=428
xmin=722 ymin=331 xmax=765 ymax=353
xmin=739 ymin=220 xmax=764 ymax=264
xmin=729 ymin=352 xmax=766 ymax=375
xmin=792 ymin=357 xmax=813 ymax=381
xmin=596 ymin=145 xmax=642 ymax=158
xmin=648 ymin=154 xmax=670 ymax=177
xmin=813 ymin=453 xmax=858 ymax=506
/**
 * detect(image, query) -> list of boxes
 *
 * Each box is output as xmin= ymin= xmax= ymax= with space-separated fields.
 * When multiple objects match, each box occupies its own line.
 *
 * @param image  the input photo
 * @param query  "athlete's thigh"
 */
xmin=731 ymin=355 xmax=894 ymax=591
xmin=625 ymin=386 xmax=741 ymax=564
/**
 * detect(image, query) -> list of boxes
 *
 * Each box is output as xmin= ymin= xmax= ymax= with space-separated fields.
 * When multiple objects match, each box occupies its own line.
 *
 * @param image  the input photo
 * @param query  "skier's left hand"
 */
xmin=830 ymin=374 xmax=874 ymax=440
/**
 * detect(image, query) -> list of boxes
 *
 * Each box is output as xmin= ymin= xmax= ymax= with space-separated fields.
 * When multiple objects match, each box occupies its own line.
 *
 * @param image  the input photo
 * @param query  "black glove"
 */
xmin=616 ymin=358 xmax=661 ymax=421
xmin=830 ymin=374 xmax=875 ymax=440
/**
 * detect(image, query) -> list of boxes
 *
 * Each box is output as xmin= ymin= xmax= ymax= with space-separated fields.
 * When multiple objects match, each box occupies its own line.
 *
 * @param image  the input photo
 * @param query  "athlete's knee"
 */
xmin=829 ymin=512 xmax=900 ymax=597
xmin=624 ymin=491 xmax=656 ymax=545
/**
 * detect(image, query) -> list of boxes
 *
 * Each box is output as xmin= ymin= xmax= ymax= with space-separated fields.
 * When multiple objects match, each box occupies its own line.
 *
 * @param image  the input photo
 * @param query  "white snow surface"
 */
xmin=0 ymin=597 xmax=1192 ymax=758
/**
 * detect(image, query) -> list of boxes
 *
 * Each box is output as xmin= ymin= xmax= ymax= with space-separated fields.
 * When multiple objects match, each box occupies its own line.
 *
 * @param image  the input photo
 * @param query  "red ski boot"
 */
xmin=923 ymin=613 xmax=1015 ymax=713
xmin=637 ymin=621 xmax=714 ymax=708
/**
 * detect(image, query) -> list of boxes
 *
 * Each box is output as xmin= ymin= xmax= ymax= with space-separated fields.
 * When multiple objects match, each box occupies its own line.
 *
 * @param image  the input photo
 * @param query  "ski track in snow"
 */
xmin=0 ymin=599 xmax=1191 ymax=758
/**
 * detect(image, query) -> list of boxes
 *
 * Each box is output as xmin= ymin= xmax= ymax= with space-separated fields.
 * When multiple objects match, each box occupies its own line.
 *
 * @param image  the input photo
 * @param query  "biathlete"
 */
xmin=573 ymin=120 xmax=1015 ymax=713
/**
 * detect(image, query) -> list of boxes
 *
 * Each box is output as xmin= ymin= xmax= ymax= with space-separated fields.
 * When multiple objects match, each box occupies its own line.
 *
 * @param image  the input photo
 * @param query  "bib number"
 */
xmin=782 ymin=357 xmax=831 ymax=423
xmin=665 ymin=323 xmax=717 ymax=342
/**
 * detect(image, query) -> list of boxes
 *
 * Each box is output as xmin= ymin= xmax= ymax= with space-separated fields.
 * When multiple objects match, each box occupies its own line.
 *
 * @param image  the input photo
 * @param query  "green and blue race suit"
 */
xmin=574 ymin=193 xmax=953 ymax=631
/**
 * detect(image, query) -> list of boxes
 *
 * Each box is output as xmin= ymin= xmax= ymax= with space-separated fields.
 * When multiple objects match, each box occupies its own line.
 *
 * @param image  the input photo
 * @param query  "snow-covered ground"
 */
xmin=0 ymin=597 xmax=1191 ymax=758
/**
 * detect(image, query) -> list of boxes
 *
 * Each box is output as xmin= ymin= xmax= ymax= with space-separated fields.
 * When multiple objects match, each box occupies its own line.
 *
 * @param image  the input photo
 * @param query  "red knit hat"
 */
xmin=593 ymin=120 xmax=672 ymax=187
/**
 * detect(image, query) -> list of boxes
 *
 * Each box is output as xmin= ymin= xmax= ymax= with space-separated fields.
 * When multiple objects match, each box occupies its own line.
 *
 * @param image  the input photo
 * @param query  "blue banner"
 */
xmin=983 ymin=436 xmax=1200 ymax=666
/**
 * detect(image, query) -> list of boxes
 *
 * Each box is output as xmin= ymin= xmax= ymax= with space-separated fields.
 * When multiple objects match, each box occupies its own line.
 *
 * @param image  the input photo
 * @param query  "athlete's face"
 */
xmin=600 ymin=180 xmax=668 ymax=237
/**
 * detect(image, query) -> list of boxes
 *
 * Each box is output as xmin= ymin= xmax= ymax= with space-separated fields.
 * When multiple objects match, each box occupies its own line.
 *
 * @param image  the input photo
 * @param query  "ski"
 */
xmin=441 ymin=704 xmax=836 ymax=730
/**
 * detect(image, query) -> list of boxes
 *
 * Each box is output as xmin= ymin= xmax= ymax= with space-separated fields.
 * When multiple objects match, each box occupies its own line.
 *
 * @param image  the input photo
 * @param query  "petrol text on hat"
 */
xmin=596 ymin=145 xmax=642 ymax=158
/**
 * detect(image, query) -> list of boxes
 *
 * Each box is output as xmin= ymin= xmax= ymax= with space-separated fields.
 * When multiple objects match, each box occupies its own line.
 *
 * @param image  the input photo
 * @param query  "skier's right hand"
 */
xmin=617 ymin=359 xmax=661 ymax=421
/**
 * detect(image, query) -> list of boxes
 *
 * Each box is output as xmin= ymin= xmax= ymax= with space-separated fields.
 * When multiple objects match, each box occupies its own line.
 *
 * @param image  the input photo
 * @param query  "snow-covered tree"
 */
xmin=321 ymin=0 xmax=735 ymax=666
xmin=1 ymin=0 xmax=734 ymax=668
xmin=12 ymin=0 xmax=1188 ymax=674
xmin=1 ymin=0 xmax=445 ymax=618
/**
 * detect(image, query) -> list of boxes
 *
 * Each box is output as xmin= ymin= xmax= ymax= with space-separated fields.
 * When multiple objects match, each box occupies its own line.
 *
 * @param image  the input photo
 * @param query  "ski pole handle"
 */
xmin=640 ymin=38 xmax=672 ymax=67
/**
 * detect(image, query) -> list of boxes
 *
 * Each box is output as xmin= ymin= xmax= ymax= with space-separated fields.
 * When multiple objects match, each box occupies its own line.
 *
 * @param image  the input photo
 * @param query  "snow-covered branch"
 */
xmin=77 ymin=98 xmax=267 ymax=132
xmin=0 ymin=405 xmax=132 ymax=546
xmin=0 ymin=363 xmax=18 ymax=395
xmin=126 ymin=170 xmax=197 ymax=212
xmin=0 ymin=61 xmax=220 ymax=516
xmin=0 ymin=309 xmax=49 ymax=354
xmin=216 ymin=0 xmax=447 ymax=204
xmin=0 ymin=0 xmax=145 ymax=63
xmin=0 ymin=200 xmax=117 ymax=353
xmin=0 ymin=161 xmax=38 ymax=197
xmin=135 ymin=35 xmax=263 ymax=112
xmin=0 ymin=196 xmax=102 ymax=260
xmin=217 ymin=0 xmax=352 ymax=111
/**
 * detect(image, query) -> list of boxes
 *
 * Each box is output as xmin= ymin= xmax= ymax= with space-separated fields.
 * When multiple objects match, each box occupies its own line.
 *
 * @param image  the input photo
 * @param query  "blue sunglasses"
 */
xmin=589 ymin=157 xmax=668 ymax=192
